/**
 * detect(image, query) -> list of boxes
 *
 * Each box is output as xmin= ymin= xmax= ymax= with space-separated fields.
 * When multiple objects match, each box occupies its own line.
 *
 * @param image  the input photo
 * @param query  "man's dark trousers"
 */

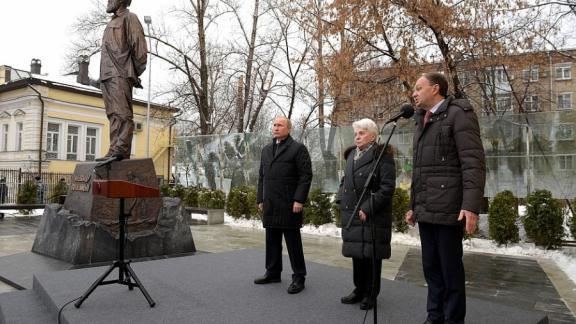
xmin=265 ymin=228 xmax=306 ymax=280
xmin=419 ymin=222 xmax=465 ymax=324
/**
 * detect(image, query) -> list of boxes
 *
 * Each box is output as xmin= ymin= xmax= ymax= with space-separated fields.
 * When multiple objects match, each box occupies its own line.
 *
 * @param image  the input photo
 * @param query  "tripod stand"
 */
xmin=75 ymin=180 xmax=158 ymax=308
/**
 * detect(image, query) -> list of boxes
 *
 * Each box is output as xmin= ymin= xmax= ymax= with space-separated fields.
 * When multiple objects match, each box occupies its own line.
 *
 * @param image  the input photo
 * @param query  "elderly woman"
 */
xmin=337 ymin=118 xmax=396 ymax=310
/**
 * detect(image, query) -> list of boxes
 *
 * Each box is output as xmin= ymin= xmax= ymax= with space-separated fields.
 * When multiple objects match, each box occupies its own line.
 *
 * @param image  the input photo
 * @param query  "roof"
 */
xmin=0 ymin=67 xmax=179 ymax=113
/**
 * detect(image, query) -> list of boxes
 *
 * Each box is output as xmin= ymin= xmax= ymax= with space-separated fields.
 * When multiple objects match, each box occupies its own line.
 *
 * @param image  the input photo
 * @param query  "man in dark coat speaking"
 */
xmin=406 ymin=72 xmax=486 ymax=324
xmin=97 ymin=0 xmax=147 ymax=161
xmin=255 ymin=117 xmax=313 ymax=294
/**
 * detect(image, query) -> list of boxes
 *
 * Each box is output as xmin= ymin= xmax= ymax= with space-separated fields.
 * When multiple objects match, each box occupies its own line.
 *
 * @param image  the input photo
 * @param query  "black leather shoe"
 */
xmin=287 ymin=280 xmax=305 ymax=294
xmin=341 ymin=290 xmax=363 ymax=304
xmin=254 ymin=275 xmax=281 ymax=284
xmin=359 ymin=296 xmax=375 ymax=310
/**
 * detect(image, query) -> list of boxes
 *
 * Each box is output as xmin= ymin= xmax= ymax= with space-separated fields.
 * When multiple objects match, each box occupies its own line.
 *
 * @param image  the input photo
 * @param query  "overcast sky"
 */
xmin=0 ymin=0 xmax=181 ymax=76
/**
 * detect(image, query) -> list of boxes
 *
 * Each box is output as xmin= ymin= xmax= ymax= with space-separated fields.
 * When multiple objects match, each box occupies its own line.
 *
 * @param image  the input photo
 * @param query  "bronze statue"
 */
xmin=96 ymin=0 xmax=147 ymax=161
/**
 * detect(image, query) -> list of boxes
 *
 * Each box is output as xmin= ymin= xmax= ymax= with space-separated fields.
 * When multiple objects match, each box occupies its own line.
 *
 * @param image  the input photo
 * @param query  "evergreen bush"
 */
xmin=522 ymin=189 xmax=564 ymax=249
xmin=198 ymin=189 xmax=226 ymax=209
xmin=17 ymin=180 xmax=37 ymax=215
xmin=159 ymin=184 xmax=172 ymax=197
xmin=49 ymin=180 xmax=68 ymax=204
xmin=171 ymin=184 xmax=187 ymax=201
xmin=303 ymin=189 xmax=333 ymax=227
xmin=392 ymin=188 xmax=410 ymax=233
xmin=488 ymin=190 xmax=519 ymax=245
xmin=332 ymin=202 xmax=341 ymax=228
xmin=569 ymin=201 xmax=576 ymax=239
xmin=226 ymin=186 xmax=258 ymax=219
xmin=182 ymin=187 xmax=200 ymax=207
xmin=570 ymin=213 xmax=576 ymax=240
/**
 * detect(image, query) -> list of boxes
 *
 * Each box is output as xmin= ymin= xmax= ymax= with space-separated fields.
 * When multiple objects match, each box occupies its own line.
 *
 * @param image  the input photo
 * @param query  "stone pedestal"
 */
xmin=32 ymin=198 xmax=195 ymax=265
xmin=32 ymin=159 xmax=196 ymax=264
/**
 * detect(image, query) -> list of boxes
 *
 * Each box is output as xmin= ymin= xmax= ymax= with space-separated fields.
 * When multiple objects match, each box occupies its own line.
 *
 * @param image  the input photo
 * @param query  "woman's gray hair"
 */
xmin=352 ymin=118 xmax=378 ymax=137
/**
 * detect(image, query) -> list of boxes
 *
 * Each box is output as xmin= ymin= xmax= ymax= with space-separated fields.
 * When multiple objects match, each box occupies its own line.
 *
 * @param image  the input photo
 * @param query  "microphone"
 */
xmin=94 ymin=154 xmax=124 ymax=169
xmin=385 ymin=103 xmax=415 ymax=124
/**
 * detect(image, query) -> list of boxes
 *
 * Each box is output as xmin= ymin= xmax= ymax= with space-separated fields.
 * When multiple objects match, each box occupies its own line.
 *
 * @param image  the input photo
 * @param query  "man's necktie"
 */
xmin=423 ymin=110 xmax=432 ymax=126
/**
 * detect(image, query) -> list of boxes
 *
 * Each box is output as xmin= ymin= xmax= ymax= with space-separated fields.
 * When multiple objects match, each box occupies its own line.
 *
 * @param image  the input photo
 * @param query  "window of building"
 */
xmin=496 ymin=94 xmax=512 ymax=112
xmin=557 ymin=93 xmax=572 ymax=110
xmin=15 ymin=122 xmax=22 ymax=151
xmin=85 ymin=127 xmax=97 ymax=161
xmin=67 ymin=125 xmax=79 ymax=160
xmin=555 ymin=63 xmax=572 ymax=80
xmin=524 ymin=95 xmax=539 ymax=112
xmin=494 ymin=67 xmax=508 ymax=83
xmin=522 ymin=67 xmax=539 ymax=82
xmin=558 ymin=155 xmax=574 ymax=170
xmin=46 ymin=123 xmax=60 ymax=159
xmin=347 ymin=111 xmax=354 ymax=120
xmin=47 ymin=120 xmax=102 ymax=161
xmin=1 ymin=124 xmax=8 ymax=152
xmin=558 ymin=124 xmax=574 ymax=141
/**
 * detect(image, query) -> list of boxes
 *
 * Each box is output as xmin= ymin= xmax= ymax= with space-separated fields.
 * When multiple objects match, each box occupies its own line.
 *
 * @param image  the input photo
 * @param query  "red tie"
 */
xmin=423 ymin=110 xmax=432 ymax=126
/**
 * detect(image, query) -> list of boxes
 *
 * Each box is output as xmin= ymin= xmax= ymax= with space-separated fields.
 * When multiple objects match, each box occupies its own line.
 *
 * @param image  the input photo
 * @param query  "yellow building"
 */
xmin=0 ymin=60 xmax=178 ymax=181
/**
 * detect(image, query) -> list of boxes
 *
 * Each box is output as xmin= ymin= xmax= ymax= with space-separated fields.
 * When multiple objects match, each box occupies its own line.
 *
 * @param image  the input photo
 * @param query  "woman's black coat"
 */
xmin=257 ymin=135 xmax=313 ymax=229
xmin=337 ymin=144 xmax=395 ymax=259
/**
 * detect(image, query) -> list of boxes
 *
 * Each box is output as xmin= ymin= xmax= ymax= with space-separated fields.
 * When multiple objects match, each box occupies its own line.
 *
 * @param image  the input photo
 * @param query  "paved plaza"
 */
xmin=0 ymin=216 xmax=575 ymax=323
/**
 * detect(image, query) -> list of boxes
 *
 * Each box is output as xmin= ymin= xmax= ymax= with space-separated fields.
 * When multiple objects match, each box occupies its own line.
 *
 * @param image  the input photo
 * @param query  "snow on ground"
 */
xmin=215 ymin=213 xmax=576 ymax=286
xmin=0 ymin=209 xmax=44 ymax=217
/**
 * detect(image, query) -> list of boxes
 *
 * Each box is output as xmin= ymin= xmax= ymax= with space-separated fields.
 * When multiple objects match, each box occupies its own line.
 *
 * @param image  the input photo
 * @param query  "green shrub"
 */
xmin=50 ymin=180 xmax=68 ymax=204
xmin=171 ymin=184 xmax=187 ymax=200
xmin=226 ymin=186 xmax=258 ymax=219
xmin=160 ymin=184 xmax=172 ymax=197
xmin=198 ymin=189 xmax=226 ymax=209
xmin=570 ymin=213 xmax=576 ymax=240
xmin=303 ymin=189 xmax=333 ymax=227
xmin=488 ymin=191 xmax=519 ymax=245
xmin=332 ymin=202 xmax=341 ymax=228
xmin=392 ymin=188 xmax=410 ymax=233
xmin=522 ymin=189 xmax=564 ymax=249
xmin=17 ymin=180 xmax=37 ymax=215
xmin=182 ymin=187 xmax=200 ymax=207
xmin=570 ymin=201 xmax=576 ymax=239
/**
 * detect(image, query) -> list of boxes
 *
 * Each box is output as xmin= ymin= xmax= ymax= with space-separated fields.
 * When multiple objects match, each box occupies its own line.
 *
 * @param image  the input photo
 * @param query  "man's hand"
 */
xmin=359 ymin=209 xmax=367 ymax=222
xmin=293 ymin=202 xmax=303 ymax=213
xmin=257 ymin=203 xmax=263 ymax=212
xmin=458 ymin=210 xmax=478 ymax=235
xmin=405 ymin=210 xmax=415 ymax=226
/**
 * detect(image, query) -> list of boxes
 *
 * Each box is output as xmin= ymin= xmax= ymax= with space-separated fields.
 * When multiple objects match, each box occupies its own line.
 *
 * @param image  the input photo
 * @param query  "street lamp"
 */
xmin=144 ymin=15 xmax=152 ymax=158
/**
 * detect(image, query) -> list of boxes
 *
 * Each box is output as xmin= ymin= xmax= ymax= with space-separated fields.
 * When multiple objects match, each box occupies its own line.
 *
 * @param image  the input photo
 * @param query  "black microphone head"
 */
xmin=400 ymin=103 xmax=415 ymax=119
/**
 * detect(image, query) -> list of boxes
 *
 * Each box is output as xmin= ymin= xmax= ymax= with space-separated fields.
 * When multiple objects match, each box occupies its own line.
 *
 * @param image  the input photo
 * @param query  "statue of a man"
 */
xmin=96 ymin=0 xmax=147 ymax=161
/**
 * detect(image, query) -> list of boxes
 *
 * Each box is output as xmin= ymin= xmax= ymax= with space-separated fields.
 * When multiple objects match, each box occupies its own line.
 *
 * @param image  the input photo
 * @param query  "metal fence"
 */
xmin=0 ymin=169 xmax=72 ymax=205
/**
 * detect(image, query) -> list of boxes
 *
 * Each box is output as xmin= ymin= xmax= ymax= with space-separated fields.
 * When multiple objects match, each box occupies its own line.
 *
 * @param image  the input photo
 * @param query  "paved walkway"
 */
xmin=1 ymin=216 xmax=575 ymax=323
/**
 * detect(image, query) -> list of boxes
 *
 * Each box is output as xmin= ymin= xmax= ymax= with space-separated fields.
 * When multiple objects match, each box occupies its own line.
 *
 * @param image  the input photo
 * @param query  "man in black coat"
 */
xmin=406 ymin=72 xmax=486 ymax=324
xmin=255 ymin=117 xmax=313 ymax=294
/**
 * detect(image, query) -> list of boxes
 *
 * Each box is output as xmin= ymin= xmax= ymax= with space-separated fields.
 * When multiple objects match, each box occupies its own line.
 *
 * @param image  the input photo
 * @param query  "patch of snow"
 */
xmin=223 ymin=213 xmax=576 ymax=286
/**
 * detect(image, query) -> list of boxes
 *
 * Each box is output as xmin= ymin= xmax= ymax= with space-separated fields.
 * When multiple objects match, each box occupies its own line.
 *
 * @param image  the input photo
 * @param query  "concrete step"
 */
xmin=0 ymin=290 xmax=53 ymax=324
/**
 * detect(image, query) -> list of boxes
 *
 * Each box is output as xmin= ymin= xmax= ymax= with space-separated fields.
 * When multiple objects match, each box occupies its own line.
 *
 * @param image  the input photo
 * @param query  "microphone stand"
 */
xmin=345 ymin=121 xmax=399 ymax=324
